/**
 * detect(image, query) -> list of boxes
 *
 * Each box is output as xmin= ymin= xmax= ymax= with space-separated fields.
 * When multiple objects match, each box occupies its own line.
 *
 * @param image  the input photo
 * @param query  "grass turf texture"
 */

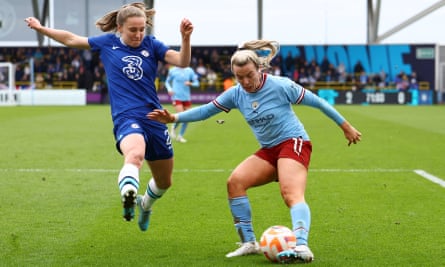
xmin=1 ymin=105 xmax=444 ymax=266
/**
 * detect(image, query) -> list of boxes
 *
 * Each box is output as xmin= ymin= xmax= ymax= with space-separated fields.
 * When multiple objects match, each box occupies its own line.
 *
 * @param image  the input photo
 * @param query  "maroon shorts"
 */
xmin=172 ymin=100 xmax=192 ymax=108
xmin=255 ymin=138 xmax=312 ymax=169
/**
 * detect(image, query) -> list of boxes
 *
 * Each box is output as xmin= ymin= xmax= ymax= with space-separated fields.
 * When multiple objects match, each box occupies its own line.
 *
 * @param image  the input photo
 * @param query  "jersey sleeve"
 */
xmin=176 ymin=88 xmax=237 ymax=122
xmin=176 ymin=102 xmax=223 ymax=122
xmin=150 ymin=36 xmax=170 ymax=63
xmin=88 ymin=34 xmax=110 ymax=52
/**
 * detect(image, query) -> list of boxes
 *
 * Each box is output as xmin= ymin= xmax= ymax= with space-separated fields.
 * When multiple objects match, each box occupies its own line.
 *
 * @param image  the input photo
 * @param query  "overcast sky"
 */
xmin=151 ymin=0 xmax=445 ymax=46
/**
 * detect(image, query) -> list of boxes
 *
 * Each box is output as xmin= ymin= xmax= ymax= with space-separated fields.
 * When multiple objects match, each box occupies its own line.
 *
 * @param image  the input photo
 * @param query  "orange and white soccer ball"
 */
xmin=259 ymin=225 xmax=297 ymax=262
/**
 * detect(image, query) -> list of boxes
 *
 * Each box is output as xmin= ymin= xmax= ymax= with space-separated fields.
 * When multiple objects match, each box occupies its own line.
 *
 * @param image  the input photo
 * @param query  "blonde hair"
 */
xmin=95 ymin=2 xmax=155 ymax=32
xmin=231 ymin=40 xmax=280 ymax=71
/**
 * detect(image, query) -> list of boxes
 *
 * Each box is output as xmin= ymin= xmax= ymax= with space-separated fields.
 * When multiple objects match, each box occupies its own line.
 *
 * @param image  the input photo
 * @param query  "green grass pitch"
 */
xmin=0 ymin=104 xmax=444 ymax=266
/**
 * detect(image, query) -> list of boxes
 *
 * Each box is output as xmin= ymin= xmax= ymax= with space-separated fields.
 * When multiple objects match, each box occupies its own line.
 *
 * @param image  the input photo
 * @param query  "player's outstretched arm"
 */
xmin=340 ymin=121 xmax=362 ymax=146
xmin=147 ymin=109 xmax=177 ymax=124
xmin=149 ymin=102 xmax=222 ymax=124
xmin=24 ymin=17 xmax=89 ymax=49
xmin=164 ymin=18 xmax=193 ymax=67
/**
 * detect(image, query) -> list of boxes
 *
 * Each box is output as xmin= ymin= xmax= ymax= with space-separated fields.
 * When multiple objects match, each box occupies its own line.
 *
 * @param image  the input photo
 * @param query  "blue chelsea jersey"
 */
xmin=88 ymin=34 xmax=169 ymax=121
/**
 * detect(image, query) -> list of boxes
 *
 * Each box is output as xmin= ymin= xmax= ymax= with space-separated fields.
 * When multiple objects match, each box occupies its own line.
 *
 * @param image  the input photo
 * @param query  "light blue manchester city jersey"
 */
xmin=165 ymin=67 xmax=199 ymax=101
xmin=177 ymin=73 xmax=345 ymax=148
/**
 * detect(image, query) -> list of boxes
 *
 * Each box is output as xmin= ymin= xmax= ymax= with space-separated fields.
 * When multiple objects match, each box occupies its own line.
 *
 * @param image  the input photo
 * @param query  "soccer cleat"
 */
xmin=277 ymin=245 xmax=314 ymax=264
xmin=176 ymin=136 xmax=187 ymax=143
xmin=225 ymin=242 xmax=261 ymax=258
xmin=169 ymin=125 xmax=176 ymax=139
xmin=136 ymin=195 xmax=151 ymax=231
xmin=122 ymin=189 xmax=137 ymax=221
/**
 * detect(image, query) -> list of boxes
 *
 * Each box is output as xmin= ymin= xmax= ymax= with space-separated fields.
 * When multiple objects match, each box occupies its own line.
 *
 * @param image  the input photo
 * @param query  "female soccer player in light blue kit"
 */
xmin=165 ymin=66 xmax=200 ymax=143
xmin=148 ymin=40 xmax=362 ymax=263
xmin=25 ymin=2 xmax=194 ymax=232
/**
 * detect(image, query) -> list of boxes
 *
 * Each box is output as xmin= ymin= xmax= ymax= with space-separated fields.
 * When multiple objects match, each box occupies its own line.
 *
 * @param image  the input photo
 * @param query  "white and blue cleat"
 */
xmin=137 ymin=195 xmax=152 ymax=231
xmin=277 ymin=245 xmax=314 ymax=264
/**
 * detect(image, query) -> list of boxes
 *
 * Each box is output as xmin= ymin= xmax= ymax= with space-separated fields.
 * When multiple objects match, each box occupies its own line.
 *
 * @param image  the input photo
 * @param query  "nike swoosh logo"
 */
xmin=112 ymin=46 xmax=119 ymax=50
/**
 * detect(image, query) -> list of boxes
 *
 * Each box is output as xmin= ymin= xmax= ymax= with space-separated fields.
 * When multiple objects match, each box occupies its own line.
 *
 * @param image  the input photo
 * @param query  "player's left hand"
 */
xmin=147 ymin=109 xmax=175 ymax=124
xmin=179 ymin=18 xmax=193 ymax=38
xmin=340 ymin=121 xmax=362 ymax=146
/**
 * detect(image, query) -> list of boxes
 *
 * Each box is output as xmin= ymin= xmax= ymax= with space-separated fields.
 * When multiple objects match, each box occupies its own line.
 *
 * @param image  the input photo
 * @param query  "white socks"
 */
xmin=117 ymin=163 xmax=139 ymax=196
xmin=142 ymin=178 xmax=166 ymax=211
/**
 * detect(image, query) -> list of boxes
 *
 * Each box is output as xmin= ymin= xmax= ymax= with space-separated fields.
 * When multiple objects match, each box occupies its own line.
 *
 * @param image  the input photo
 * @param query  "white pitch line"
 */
xmin=3 ymin=168 xmax=443 ymax=189
xmin=413 ymin=169 xmax=445 ymax=188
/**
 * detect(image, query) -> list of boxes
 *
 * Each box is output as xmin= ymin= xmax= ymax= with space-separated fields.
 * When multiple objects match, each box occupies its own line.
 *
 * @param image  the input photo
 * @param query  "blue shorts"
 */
xmin=113 ymin=117 xmax=173 ymax=161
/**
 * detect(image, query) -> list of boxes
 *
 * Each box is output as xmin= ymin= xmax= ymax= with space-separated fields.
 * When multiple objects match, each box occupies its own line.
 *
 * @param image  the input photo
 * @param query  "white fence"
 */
xmin=0 ymin=89 xmax=86 ymax=106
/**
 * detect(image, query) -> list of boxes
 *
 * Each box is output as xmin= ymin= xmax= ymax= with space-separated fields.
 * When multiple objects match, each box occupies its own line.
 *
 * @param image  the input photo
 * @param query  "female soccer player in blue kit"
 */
xmin=165 ymin=66 xmax=200 ymax=143
xmin=25 ymin=2 xmax=194 ymax=231
xmin=148 ymin=40 xmax=362 ymax=263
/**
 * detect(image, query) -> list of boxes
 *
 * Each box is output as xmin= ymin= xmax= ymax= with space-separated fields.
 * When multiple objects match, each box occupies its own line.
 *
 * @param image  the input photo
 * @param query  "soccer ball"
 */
xmin=259 ymin=225 xmax=296 ymax=262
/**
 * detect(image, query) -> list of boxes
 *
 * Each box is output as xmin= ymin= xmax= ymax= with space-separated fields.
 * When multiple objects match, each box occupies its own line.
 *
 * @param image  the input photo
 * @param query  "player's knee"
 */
xmin=227 ymin=175 xmax=248 ymax=197
xmin=125 ymin=152 xmax=144 ymax=168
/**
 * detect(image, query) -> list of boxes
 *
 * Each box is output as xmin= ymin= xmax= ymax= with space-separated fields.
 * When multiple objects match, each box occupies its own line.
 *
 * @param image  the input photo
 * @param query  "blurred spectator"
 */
xmin=313 ymin=66 xmax=322 ymax=81
xmin=1 ymin=46 xmax=426 ymax=93
xmin=71 ymin=54 xmax=82 ymax=70
xmin=395 ymin=71 xmax=409 ymax=91
xmin=206 ymin=68 xmax=217 ymax=91
xmin=337 ymin=62 xmax=346 ymax=78
xmin=209 ymin=49 xmax=221 ymax=72
xmin=353 ymin=60 xmax=364 ymax=74
xmin=82 ymin=49 xmax=93 ymax=71
xmin=322 ymin=69 xmax=333 ymax=82
xmin=15 ymin=64 xmax=25 ymax=82
xmin=77 ymin=66 xmax=94 ymax=91
xmin=33 ymin=48 xmax=43 ymax=61
xmin=195 ymin=58 xmax=207 ymax=80
xmin=409 ymin=71 xmax=419 ymax=90
xmin=282 ymin=51 xmax=295 ymax=78
xmin=358 ymin=70 xmax=368 ymax=90
xmin=338 ymin=71 xmax=347 ymax=83
xmin=377 ymin=70 xmax=388 ymax=88
xmin=223 ymin=76 xmax=235 ymax=91
xmin=298 ymin=67 xmax=309 ymax=86
xmin=308 ymin=59 xmax=318 ymax=77
xmin=320 ymin=56 xmax=330 ymax=74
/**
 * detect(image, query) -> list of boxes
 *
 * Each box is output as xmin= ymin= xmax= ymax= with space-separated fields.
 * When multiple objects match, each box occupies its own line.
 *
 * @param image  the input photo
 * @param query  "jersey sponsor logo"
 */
xmin=247 ymin=114 xmax=274 ymax=127
xmin=122 ymin=56 xmax=143 ymax=80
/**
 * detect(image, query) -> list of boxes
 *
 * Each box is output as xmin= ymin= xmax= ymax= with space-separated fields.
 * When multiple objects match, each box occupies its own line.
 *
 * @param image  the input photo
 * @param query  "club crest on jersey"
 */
xmin=131 ymin=123 xmax=140 ymax=129
xmin=252 ymin=101 xmax=259 ymax=110
xmin=141 ymin=50 xmax=150 ymax=57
